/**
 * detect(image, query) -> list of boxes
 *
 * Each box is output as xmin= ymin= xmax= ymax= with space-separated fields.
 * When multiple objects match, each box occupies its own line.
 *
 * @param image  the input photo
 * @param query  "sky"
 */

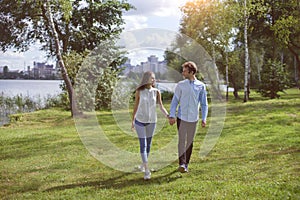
xmin=0 ymin=0 xmax=189 ymax=71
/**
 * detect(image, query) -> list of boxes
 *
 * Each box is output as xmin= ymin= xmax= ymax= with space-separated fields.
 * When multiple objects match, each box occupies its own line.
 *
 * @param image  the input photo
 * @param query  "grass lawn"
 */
xmin=0 ymin=88 xmax=299 ymax=199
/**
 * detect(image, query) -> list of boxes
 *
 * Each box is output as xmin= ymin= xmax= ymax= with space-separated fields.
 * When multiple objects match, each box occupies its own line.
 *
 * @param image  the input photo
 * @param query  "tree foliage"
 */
xmin=248 ymin=0 xmax=300 ymax=78
xmin=172 ymin=0 xmax=300 ymax=101
xmin=0 ymin=0 xmax=133 ymax=112
xmin=0 ymin=0 xmax=133 ymax=54
xmin=73 ymin=40 xmax=127 ymax=111
xmin=257 ymin=59 xmax=290 ymax=99
xmin=177 ymin=0 xmax=240 ymax=97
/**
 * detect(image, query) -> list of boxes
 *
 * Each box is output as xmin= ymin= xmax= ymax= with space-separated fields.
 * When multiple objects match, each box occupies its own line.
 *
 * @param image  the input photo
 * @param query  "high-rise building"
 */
xmin=120 ymin=55 xmax=167 ymax=76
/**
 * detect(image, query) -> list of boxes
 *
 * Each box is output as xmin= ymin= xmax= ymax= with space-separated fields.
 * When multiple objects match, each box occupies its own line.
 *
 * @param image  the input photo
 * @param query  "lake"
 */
xmin=0 ymin=80 xmax=231 ymax=126
xmin=0 ymin=80 xmax=63 ymax=126
xmin=0 ymin=80 xmax=176 ymax=126
xmin=0 ymin=79 xmax=63 ymax=98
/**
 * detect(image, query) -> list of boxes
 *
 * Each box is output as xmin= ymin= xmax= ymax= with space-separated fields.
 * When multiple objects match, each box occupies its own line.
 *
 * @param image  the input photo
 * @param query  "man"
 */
xmin=169 ymin=61 xmax=208 ymax=173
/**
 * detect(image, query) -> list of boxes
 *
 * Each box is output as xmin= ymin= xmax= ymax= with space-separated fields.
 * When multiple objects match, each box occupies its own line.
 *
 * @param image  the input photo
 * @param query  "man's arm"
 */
xmin=169 ymin=95 xmax=179 ymax=118
xmin=169 ymin=85 xmax=181 ymax=125
xmin=169 ymin=95 xmax=179 ymax=125
xmin=199 ymin=86 xmax=208 ymax=127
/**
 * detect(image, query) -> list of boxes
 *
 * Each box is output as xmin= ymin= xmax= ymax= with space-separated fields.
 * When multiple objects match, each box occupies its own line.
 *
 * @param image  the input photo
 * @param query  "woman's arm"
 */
xmin=157 ymin=90 xmax=169 ymax=118
xmin=132 ymin=90 xmax=140 ymax=129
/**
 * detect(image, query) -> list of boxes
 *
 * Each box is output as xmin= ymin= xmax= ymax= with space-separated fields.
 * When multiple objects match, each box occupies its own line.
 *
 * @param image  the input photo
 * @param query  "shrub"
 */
xmin=257 ymin=59 xmax=290 ymax=99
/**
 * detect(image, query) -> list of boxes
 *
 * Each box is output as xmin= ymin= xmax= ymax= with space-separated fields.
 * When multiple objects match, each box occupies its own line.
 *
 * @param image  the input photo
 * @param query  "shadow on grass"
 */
xmin=44 ymin=169 xmax=180 ymax=192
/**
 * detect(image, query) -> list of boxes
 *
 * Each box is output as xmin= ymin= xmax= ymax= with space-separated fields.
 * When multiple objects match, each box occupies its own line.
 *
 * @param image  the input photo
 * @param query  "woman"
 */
xmin=132 ymin=71 xmax=169 ymax=180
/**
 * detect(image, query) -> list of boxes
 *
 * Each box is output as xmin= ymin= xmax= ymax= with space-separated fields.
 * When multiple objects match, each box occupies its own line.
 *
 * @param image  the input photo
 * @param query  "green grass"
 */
xmin=0 ymin=88 xmax=299 ymax=199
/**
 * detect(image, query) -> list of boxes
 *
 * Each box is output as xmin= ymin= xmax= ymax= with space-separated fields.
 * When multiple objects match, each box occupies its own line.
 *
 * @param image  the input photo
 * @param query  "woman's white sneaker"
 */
xmin=144 ymin=170 xmax=151 ymax=180
xmin=137 ymin=165 xmax=145 ymax=172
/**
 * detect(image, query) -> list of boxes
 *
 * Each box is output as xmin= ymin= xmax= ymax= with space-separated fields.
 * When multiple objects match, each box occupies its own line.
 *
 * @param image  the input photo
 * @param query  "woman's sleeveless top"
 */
xmin=135 ymin=88 xmax=158 ymax=123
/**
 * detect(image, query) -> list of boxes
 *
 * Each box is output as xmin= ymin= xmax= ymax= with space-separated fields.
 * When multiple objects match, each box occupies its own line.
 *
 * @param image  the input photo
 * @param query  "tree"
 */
xmin=73 ymin=40 xmax=128 ymax=111
xmin=230 ymin=0 xmax=299 ymax=100
xmin=268 ymin=0 xmax=300 ymax=83
xmin=257 ymin=59 xmax=290 ymax=98
xmin=248 ymin=0 xmax=300 ymax=88
xmin=227 ymin=49 xmax=244 ymax=99
xmin=44 ymin=1 xmax=79 ymax=115
xmin=232 ymin=0 xmax=267 ymax=102
xmin=175 ymin=0 xmax=300 ymax=103
xmin=242 ymin=0 xmax=250 ymax=102
xmin=179 ymin=0 xmax=238 ymax=98
xmin=0 ymin=0 xmax=133 ymax=116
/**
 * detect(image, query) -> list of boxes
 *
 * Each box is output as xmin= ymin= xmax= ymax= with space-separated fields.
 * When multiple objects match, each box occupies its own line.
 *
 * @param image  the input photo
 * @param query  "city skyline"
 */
xmin=121 ymin=54 xmax=167 ymax=75
xmin=0 ymin=54 xmax=166 ymax=80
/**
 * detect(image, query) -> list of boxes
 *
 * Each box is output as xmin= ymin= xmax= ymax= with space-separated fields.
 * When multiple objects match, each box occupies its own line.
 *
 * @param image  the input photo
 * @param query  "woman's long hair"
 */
xmin=136 ymin=71 xmax=155 ymax=91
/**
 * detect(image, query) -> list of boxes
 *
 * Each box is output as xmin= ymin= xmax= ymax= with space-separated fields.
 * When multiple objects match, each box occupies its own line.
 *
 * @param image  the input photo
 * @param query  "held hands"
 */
xmin=168 ymin=117 xmax=176 ymax=126
xmin=165 ymin=114 xmax=176 ymax=126
xmin=131 ymin=120 xmax=135 ymax=132
xmin=201 ymin=120 xmax=206 ymax=128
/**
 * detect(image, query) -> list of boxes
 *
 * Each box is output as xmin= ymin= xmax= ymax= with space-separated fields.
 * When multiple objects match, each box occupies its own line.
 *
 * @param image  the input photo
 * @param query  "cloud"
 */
xmin=123 ymin=15 xmax=148 ymax=31
xmin=127 ymin=49 xmax=165 ymax=66
xmin=126 ymin=0 xmax=186 ymax=17
xmin=118 ymin=28 xmax=178 ymax=65
xmin=0 ymin=51 xmax=24 ymax=60
xmin=0 ymin=45 xmax=50 ymax=69
xmin=124 ymin=0 xmax=188 ymax=31
xmin=0 ymin=51 xmax=25 ymax=68
xmin=119 ymin=28 xmax=176 ymax=49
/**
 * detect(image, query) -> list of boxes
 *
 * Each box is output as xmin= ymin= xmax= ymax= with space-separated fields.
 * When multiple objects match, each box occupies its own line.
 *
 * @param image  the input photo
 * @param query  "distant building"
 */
xmin=0 ymin=62 xmax=61 ymax=80
xmin=120 ymin=55 xmax=168 ymax=78
xmin=32 ymin=62 xmax=56 ymax=79
xmin=0 ymin=66 xmax=20 ymax=79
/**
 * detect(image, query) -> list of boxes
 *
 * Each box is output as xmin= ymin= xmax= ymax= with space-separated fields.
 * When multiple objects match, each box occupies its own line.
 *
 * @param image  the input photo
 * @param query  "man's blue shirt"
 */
xmin=169 ymin=79 xmax=208 ymax=122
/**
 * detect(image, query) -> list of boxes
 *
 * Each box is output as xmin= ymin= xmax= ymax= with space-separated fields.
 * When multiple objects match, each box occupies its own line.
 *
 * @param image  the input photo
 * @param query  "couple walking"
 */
xmin=131 ymin=61 xmax=208 ymax=180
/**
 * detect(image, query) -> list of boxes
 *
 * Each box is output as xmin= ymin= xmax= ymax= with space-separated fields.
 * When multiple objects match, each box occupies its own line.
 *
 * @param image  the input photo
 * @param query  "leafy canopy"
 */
xmin=0 ymin=0 xmax=133 ymax=55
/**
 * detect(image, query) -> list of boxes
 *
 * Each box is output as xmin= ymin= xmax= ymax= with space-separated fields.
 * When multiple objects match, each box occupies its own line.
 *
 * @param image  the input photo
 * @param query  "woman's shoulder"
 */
xmin=148 ymin=87 xmax=159 ymax=92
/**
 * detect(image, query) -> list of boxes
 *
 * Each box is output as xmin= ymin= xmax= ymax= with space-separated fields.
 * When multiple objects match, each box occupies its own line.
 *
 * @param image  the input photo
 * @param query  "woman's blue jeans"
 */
xmin=134 ymin=120 xmax=156 ymax=163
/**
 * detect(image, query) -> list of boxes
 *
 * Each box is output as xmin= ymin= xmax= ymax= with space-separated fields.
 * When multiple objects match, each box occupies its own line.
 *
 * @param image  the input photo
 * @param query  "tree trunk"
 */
xmin=289 ymin=46 xmax=300 ymax=89
xmin=256 ymin=56 xmax=261 ymax=83
xmin=44 ymin=1 xmax=79 ymax=117
xmin=232 ymin=82 xmax=239 ymax=99
xmin=295 ymin=55 xmax=299 ymax=88
xmin=243 ymin=0 xmax=250 ymax=102
xmin=225 ymin=52 xmax=229 ymax=101
xmin=247 ymin=54 xmax=251 ymax=100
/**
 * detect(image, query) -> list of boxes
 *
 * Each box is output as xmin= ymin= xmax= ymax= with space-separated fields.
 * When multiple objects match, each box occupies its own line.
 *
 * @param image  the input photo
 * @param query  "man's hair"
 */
xmin=182 ymin=61 xmax=197 ymax=75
